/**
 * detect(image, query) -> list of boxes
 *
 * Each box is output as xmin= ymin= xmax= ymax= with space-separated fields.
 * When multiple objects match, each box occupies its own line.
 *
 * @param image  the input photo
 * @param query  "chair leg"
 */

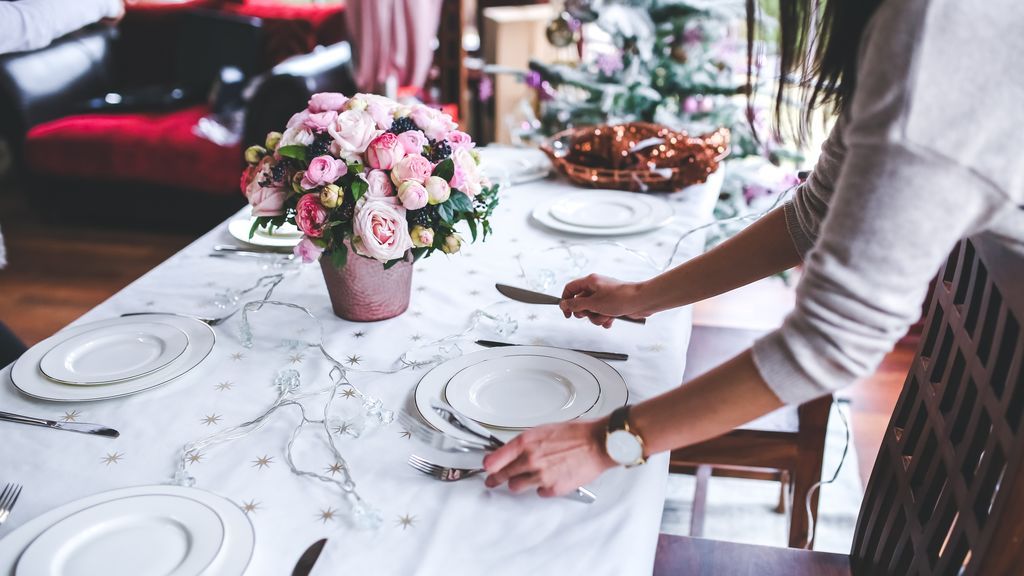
xmin=775 ymin=470 xmax=790 ymax=514
xmin=788 ymin=395 xmax=832 ymax=548
xmin=689 ymin=464 xmax=712 ymax=538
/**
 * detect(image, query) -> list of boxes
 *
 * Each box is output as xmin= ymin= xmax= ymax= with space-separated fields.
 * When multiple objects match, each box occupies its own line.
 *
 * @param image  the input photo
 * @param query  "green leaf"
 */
xmin=467 ymin=217 xmax=478 ymax=242
xmin=432 ymin=158 xmax=455 ymax=181
xmin=350 ymin=178 xmax=368 ymax=203
xmin=347 ymin=161 xmax=365 ymax=174
xmin=277 ymin=145 xmax=309 ymax=164
xmin=383 ymin=256 xmax=405 ymax=269
xmin=329 ymin=248 xmax=347 ymax=269
xmin=447 ymin=192 xmax=473 ymax=214
xmin=436 ymin=201 xmax=455 ymax=223
xmin=248 ymin=218 xmax=264 ymax=240
xmin=411 ymin=247 xmax=430 ymax=261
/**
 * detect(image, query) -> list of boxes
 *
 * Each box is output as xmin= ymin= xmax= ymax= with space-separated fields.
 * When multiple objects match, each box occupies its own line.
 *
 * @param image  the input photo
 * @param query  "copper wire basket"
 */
xmin=541 ymin=123 xmax=730 ymax=192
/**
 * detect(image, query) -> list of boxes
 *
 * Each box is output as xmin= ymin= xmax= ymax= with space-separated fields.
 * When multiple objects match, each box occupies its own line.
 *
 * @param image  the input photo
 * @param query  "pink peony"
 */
xmin=352 ymin=196 xmax=413 ymax=262
xmin=446 ymin=130 xmax=474 ymax=152
xmin=397 ymin=180 xmax=429 ymax=210
xmin=286 ymin=110 xmax=310 ymax=129
xmin=396 ymin=130 xmax=429 ymax=155
xmin=304 ymin=110 xmax=338 ymax=133
xmin=293 ymin=237 xmax=324 ymax=263
xmin=424 ymin=175 xmax=451 ymax=205
xmin=279 ymin=124 xmax=315 ymax=148
xmin=308 ymin=92 xmax=349 ymax=113
xmin=364 ymin=169 xmax=395 ymax=197
xmin=365 ymin=132 xmax=406 ymax=170
xmin=390 ymin=154 xmax=433 ymax=186
xmin=295 ymin=193 xmax=329 ymax=238
xmin=410 ymin=105 xmax=457 ymax=141
xmin=328 ymin=109 xmax=379 ymax=155
xmin=451 ymin=148 xmax=484 ymax=198
xmin=244 ymin=159 xmax=286 ymax=217
xmin=301 ymin=155 xmax=347 ymax=189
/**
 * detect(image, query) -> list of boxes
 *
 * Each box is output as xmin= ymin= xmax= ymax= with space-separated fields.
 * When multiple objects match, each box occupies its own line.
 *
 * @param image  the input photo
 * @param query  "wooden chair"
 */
xmin=668 ymin=325 xmax=832 ymax=548
xmin=655 ymin=235 xmax=1024 ymax=574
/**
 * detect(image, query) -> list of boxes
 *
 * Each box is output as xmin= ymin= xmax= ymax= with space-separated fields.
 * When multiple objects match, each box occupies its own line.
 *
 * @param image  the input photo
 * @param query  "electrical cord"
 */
xmin=802 ymin=398 xmax=851 ymax=549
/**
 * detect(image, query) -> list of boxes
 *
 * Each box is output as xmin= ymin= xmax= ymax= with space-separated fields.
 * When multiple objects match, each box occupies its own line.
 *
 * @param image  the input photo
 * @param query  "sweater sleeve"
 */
xmin=753 ymin=141 xmax=1012 ymax=404
xmin=782 ymin=117 xmax=847 ymax=259
xmin=0 ymin=0 xmax=122 ymax=54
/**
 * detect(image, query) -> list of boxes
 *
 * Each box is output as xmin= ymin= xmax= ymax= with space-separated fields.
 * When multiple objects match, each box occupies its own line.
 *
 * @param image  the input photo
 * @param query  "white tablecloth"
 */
xmin=0 ymin=155 xmax=718 ymax=575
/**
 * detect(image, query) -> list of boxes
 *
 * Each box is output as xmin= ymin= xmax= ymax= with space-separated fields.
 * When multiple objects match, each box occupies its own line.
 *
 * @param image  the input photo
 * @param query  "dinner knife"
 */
xmin=476 ymin=340 xmax=628 ymax=362
xmin=495 ymin=284 xmax=646 ymax=325
xmin=292 ymin=538 xmax=328 ymax=576
xmin=0 ymin=411 xmax=119 ymax=438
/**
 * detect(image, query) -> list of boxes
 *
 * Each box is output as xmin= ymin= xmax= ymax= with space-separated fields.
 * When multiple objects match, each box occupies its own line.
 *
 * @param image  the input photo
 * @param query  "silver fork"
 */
xmin=397 ymin=411 xmax=492 ymax=453
xmin=408 ymin=454 xmax=484 ymax=481
xmin=121 ymin=310 xmax=236 ymax=327
xmin=0 ymin=483 xmax=23 ymax=526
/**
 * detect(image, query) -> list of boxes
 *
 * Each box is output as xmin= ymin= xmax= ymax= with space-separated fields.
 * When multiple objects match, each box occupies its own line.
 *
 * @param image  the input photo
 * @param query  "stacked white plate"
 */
xmin=532 ymin=190 xmax=674 ymax=236
xmin=0 ymin=485 xmax=254 ymax=576
xmin=10 ymin=315 xmax=215 ymax=402
xmin=227 ymin=218 xmax=302 ymax=248
xmin=414 ymin=346 xmax=628 ymax=442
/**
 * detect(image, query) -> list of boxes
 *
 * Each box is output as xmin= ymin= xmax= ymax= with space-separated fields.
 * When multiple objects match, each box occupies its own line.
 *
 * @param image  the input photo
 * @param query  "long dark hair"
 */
xmin=749 ymin=0 xmax=885 ymax=143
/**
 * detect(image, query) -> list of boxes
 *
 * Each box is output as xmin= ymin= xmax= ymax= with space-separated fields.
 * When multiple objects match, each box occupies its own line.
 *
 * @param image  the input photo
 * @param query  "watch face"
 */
xmin=606 ymin=429 xmax=643 ymax=466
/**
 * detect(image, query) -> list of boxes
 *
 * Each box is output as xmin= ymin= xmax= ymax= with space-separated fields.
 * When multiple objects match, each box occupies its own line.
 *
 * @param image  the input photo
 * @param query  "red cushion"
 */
xmin=25 ymin=106 xmax=242 ymax=196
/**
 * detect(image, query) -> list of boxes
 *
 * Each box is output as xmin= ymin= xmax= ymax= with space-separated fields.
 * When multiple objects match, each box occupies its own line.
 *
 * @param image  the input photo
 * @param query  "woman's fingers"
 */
xmin=482 ymin=436 xmax=524 ymax=480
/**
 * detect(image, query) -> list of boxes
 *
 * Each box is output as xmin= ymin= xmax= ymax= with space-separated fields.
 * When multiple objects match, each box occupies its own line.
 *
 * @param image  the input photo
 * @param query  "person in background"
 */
xmin=483 ymin=0 xmax=1024 ymax=496
xmin=0 ymin=0 xmax=123 ymax=54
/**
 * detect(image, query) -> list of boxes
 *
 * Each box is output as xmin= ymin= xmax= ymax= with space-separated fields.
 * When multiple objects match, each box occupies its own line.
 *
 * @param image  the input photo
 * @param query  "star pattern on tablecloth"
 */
xmin=144 ymin=300 xmax=156 ymax=307
xmin=642 ymin=343 xmax=666 ymax=352
xmin=527 ymin=313 xmax=539 ymax=321
xmin=469 ymin=290 xmax=481 ymax=296
xmin=61 ymin=410 xmax=81 ymax=422
xmin=345 ymin=354 xmax=362 ymax=366
xmin=288 ymin=353 xmax=305 ymax=365
xmin=399 ymin=430 xmax=412 ymax=439
xmin=215 ymin=381 xmax=233 ymax=391
xmin=410 ymin=334 xmax=423 ymax=342
xmin=530 ymin=338 xmax=549 ymax=346
xmin=410 ymin=311 xmax=423 ymax=318
xmin=352 ymin=331 xmax=366 ymax=339
xmin=242 ymin=499 xmax=260 ymax=514
xmin=340 ymin=388 xmax=357 ymax=399
xmin=186 ymin=451 xmax=204 ymax=465
xmin=325 ymin=462 xmax=345 ymax=476
xmin=332 ymin=422 xmax=353 ymax=437
xmin=101 ymin=452 xmax=124 ymax=466
xmin=396 ymin=513 xmax=416 ymax=530
xmin=467 ymin=269 xmax=479 ymax=276
xmin=230 ymin=352 xmax=245 ymax=361
xmin=252 ymin=455 xmax=274 ymax=470
xmin=416 ymin=286 xmax=427 ymax=293
xmin=317 ymin=508 xmax=337 ymax=524
xmin=201 ymin=414 xmax=222 ymax=426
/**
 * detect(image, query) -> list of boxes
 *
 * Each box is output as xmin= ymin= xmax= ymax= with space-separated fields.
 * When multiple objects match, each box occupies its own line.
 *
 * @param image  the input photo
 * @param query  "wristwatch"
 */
xmin=605 ymin=405 xmax=646 ymax=468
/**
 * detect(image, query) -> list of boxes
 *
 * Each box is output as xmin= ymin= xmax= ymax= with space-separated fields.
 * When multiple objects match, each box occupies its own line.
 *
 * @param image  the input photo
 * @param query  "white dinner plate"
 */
xmin=10 ymin=315 xmax=215 ymax=402
xmin=414 ymin=346 xmax=628 ymax=442
xmin=39 ymin=322 xmax=189 ymax=385
xmin=228 ymin=218 xmax=302 ymax=248
xmin=16 ymin=495 xmax=224 ymax=576
xmin=0 ymin=485 xmax=253 ymax=576
xmin=548 ymin=192 xmax=655 ymax=229
xmin=531 ymin=191 xmax=674 ymax=236
xmin=443 ymin=355 xmax=602 ymax=429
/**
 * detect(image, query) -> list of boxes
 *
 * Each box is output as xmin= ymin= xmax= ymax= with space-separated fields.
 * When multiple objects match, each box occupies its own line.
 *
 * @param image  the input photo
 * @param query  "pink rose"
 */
xmin=304 ymin=110 xmax=338 ymax=133
xmin=410 ymin=105 xmax=457 ymax=141
xmin=424 ymin=175 xmax=451 ymax=205
xmin=447 ymin=130 xmax=474 ymax=152
xmin=410 ymin=225 xmax=434 ymax=248
xmin=328 ymin=109 xmax=379 ymax=155
xmin=366 ymin=132 xmax=406 ymax=170
xmin=301 ymin=155 xmax=347 ymax=189
xmin=295 ymin=193 xmax=328 ymax=238
xmin=390 ymin=154 xmax=433 ymax=186
xmin=451 ymin=148 xmax=484 ymax=198
xmin=364 ymin=169 xmax=395 ymax=197
xmin=308 ymin=92 xmax=349 ymax=113
xmin=286 ymin=110 xmax=310 ymax=129
xmin=366 ymin=101 xmax=394 ymax=130
xmin=293 ymin=237 xmax=324 ymax=263
xmin=280 ymin=124 xmax=315 ymax=147
xmin=352 ymin=196 xmax=413 ymax=262
xmin=397 ymin=180 xmax=428 ymax=210
xmin=244 ymin=159 xmax=286 ymax=217
xmin=396 ymin=130 xmax=429 ymax=155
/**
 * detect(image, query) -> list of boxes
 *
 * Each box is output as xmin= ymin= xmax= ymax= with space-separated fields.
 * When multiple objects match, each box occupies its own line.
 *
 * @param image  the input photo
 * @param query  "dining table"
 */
xmin=0 ymin=147 xmax=721 ymax=575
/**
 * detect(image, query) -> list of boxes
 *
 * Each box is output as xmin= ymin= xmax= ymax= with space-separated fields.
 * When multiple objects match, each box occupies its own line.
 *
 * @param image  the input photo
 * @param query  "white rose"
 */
xmin=351 ymin=196 xmax=413 ymax=262
xmin=280 ymin=124 xmax=315 ymax=147
xmin=328 ymin=109 xmax=380 ymax=155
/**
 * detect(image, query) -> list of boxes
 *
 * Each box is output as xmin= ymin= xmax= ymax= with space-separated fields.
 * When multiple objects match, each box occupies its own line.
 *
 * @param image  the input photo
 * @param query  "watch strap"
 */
xmin=608 ymin=405 xmax=631 ymax=433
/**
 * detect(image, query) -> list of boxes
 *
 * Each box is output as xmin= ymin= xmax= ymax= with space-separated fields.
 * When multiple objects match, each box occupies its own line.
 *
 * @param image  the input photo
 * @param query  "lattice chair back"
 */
xmin=850 ymin=237 xmax=1024 ymax=575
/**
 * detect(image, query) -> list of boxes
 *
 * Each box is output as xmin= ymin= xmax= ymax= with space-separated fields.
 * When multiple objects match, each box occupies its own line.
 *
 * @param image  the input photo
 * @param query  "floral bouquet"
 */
xmin=239 ymin=93 xmax=499 ymax=321
xmin=241 ymin=93 xmax=499 ymax=269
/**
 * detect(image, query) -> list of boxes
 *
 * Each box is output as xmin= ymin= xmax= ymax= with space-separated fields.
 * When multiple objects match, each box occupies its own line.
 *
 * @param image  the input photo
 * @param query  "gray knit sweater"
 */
xmin=752 ymin=0 xmax=1024 ymax=404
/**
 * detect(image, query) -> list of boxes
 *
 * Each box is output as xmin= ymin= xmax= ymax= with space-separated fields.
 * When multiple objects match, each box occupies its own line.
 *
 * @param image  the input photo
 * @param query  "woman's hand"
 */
xmin=482 ymin=418 xmax=617 ymax=497
xmin=559 ymin=274 xmax=649 ymax=328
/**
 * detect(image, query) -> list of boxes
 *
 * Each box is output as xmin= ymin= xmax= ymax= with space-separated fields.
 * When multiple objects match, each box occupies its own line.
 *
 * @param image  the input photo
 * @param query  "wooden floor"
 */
xmin=0 ymin=183 xmax=909 ymax=488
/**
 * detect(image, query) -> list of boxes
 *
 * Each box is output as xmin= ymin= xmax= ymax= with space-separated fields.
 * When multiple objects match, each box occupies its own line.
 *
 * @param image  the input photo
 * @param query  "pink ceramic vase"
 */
xmin=319 ymin=241 xmax=413 ymax=322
